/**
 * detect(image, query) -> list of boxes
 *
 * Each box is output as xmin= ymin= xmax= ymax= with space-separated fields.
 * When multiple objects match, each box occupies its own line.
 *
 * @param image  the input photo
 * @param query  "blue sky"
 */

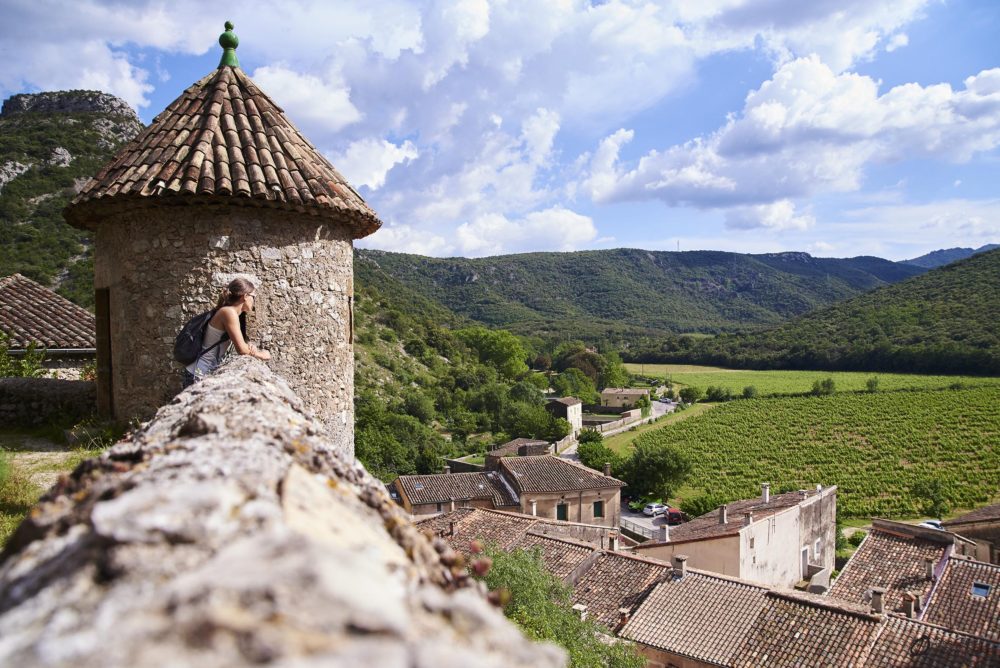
xmin=2 ymin=0 xmax=998 ymax=260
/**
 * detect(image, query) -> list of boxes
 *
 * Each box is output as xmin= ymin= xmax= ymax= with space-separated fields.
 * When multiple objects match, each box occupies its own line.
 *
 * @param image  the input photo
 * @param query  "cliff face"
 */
xmin=0 ymin=357 xmax=565 ymax=668
xmin=1 ymin=90 xmax=140 ymax=122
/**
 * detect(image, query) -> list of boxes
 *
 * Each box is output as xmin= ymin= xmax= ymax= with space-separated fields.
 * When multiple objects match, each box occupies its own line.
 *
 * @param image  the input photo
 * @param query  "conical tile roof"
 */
xmin=65 ymin=66 xmax=381 ymax=238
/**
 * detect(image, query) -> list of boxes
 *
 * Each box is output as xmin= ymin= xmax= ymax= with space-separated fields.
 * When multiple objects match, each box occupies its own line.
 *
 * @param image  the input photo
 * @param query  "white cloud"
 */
xmin=328 ymin=138 xmax=418 ymax=190
xmin=251 ymin=66 xmax=361 ymax=135
xmin=359 ymin=223 xmax=451 ymax=256
xmin=455 ymin=207 xmax=598 ymax=256
xmin=886 ymin=33 xmax=909 ymax=52
xmin=586 ymin=59 xmax=1000 ymax=217
xmin=725 ymin=200 xmax=814 ymax=231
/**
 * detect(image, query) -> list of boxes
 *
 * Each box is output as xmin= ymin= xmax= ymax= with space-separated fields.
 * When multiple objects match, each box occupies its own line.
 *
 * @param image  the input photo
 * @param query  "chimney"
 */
xmin=443 ymin=464 xmax=451 ymax=474
xmin=617 ymin=607 xmax=630 ymax=630
xmin=925 ymin=558 xmax=935 ymax=580
xmin=719 ymin=505 xmax=728 ymax=524
xmin=449 ymin=497 xmax=456 ymax=512
xmin=871 ymin=587 xmax=886 ymax=614
xmin=815 ymin=483 xmax=822 ymax=492
xmin=659 ymin=524 xmax=670 ymax=542
xmin=609 ymin=532 xmax=619 ymax=552
xmin=603 ymin=462 xmax=612 ymax=476
xmin=572 ymin=603 xmax=588 ymax=621
xmin=673 ymin=554 xmax=688 ymax=578
xmin=762 ymin=482 xmax=770 ymax=503
xmin=531 ymin=499 xmax=537 ymax=516
xmin=743 ymin=511 xmax=754 ymax=527
xmin=449 ymin=521 xmax=455 ymax=537
xmin=799 ymin=489 xmax=808 ymax=500
xmin=914 ymin=593 xmax=923 ymax=614
xmin=902 ymin=592 xmax=916 ymax=619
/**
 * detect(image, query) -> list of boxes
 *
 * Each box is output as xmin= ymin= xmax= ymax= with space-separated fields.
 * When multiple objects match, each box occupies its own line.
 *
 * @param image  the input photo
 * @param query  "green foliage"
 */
xmin=578 ymin=429 xmax=603 ymax=445
xmin=848 ymin=531 xmax=866 ymax=548
xmin=619 ymin=439 xmax=692 ymax=499
xmin=678 ymin=386 xmax=703 ymax=404
xmin=577 ymin=439 xmax=621 ymax=475
xmin=457 ymin=327 xmax=529 ymax=379
xmin=811 ymin=377 xmax=836 ymax=396
xmin=742 ymin=385 xmax=758 ymax=399
xmin=910 ymin=478 xmax=950 ymax=519
xmin=480 ymin=546 xmax=645 ymax=668
xmin=632 ymin=387 xmax=1000 ymax=517
xmin=705 ymin=385 xmax=734 ymax=402
xmin=632 ymin=249 xmax=1000 ymax=375
xmin=551 ymin=367 xmax=599 ymax=404
xmin=866 ymin=376 xmax=880 ymax=393
xmin=679 ymin=492 xmax=726 ymax=519
xmin=0 ymin=333 xmax=46 ymax=377
xmin=635 ymin=393 xmax=651 ymax=417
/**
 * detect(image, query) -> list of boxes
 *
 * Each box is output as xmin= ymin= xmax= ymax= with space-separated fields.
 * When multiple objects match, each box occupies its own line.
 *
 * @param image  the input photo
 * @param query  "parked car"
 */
xmin=918 ymin=520 xmax=944 ymax=530
xmin=665 ymin=508 xmax=687 ymax=525
xmin=643 ymin=503 xmax=667 ymax=517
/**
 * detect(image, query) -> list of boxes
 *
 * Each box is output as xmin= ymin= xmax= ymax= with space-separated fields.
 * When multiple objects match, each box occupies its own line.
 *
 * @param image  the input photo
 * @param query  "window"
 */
xmin=436 ymin=503 xmax=443 ymax=513
xmin=814 ymin=538 xmax=821 ymax=559
xmin=557 ymin=503 xmax=569 ymax=521
xmin=749 ymin=537 xmax=755 ymax=549
xmin=972 ymin=583 xmax=991 ymax=599
xmin=593 ymin=500 xmax=604 ymax=518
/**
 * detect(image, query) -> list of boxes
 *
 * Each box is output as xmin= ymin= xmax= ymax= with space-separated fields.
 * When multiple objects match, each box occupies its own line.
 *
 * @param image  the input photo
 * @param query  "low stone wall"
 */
xmin=0 ymin=376 xmax=95 ymax=427
xmin=0 ymin=357 xmax=564 ymax=668
xmin=444 ymin=457 xmax=484 ymax=473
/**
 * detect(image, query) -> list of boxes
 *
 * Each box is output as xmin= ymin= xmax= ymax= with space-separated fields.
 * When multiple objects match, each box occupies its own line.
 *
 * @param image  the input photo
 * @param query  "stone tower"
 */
xmin=64 ymin=22 xmax=382 ymax=457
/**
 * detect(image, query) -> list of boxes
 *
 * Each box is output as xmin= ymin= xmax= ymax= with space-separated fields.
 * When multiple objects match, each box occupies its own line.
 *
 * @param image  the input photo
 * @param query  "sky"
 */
xmin=1 ymin=0 xmax=998 ymax=261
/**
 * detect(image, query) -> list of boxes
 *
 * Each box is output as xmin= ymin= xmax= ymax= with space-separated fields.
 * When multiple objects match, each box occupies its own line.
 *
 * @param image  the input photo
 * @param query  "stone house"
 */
xmin=630 ymin=484 xmax=838 ymax=589
xmin=395 ymin=455 xmax=624 ymax=528
xmin=0 ymin=273 xmax=96 ymax=378
xmin=600 ymin=387 xmax=649 ymax=408
xmin=944 ymin=502 xmax=1000 ymax=565
xmin=545 ymin=396 xmax=583 ymax=435
xmin=62 ymin=23 xmax=381 ymax=456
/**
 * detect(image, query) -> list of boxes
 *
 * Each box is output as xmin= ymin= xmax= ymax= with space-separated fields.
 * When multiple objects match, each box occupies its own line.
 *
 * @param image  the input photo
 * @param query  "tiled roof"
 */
xmin=944 ymin=503 xmax=1000 ymax=527
xmin=865 ymin=616 xmax=1000 ymax=667
xmin=65 ymin=65 xmax=381 ymax=238
xmin=416 ymin=508 xmax=536 ymax=555
xmin=828 ymin=521 xmax=952 ymax=614
xmin=489 ymin=438 xmax=549 ymax=456
xmin=515 ymin=531 xmax=596 ymax=580
xmin=601 ymin=388 xmax=649 ymax=395
xmin=550 ymin=397 xmax=582 ymax=407
xmin=621 ymin=569 xmax=769 ymax=666
xmin=570 ymin=552 xmax=668 ymax=630
xmin=395 ymin=471 xmax=519 ymax=508
xmin=500 ymin=455 xmax=624 ymax=494
xmin=636 ymin=489 xmax=822 ymax=547
xmin=731 ymin=591 xmax=882 ymax=668
xmin=0 ymin=274 xmax=95 ymax=350
xmin=923 ymin=558 xmax=1000 ymax=641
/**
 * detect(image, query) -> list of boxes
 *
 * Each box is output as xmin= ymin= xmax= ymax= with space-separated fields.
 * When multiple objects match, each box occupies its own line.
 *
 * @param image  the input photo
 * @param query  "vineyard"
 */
xmin=625 ymin=363 xmax=1000 ymax=397
xmin=632 ymin=386 xmax=1000 ymax=518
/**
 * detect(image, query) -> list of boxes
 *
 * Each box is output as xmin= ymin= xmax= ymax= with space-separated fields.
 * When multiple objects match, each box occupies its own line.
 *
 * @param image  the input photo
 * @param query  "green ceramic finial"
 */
xmin=218 ymin=21 xmax=240 ymax=68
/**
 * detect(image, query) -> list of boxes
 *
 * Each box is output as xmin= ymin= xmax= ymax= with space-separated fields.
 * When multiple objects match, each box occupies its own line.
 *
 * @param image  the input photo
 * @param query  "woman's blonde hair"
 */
xmin=217 ymin=277 xmax=255 ymax=308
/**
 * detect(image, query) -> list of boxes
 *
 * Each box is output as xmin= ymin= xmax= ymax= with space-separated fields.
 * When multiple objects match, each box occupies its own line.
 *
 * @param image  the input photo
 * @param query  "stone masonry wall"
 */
xmin=94 ymin=205 xmax=355 ymax=457
xmin=0 ymin=377 xmax=95 ymax=427
xmin=0 ymin=357 xmax=565 ymax=668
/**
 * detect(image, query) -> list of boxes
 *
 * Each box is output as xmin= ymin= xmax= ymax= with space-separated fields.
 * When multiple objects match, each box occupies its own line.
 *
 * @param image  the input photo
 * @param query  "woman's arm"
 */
xmin=220 ymin=308 xmax=271 ymax=360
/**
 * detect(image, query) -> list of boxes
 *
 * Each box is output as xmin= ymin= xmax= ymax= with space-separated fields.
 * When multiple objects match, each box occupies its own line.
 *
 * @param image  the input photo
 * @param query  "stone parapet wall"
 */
xmin=0 ymin=357 xmax=564 ymax=668
xmin=0 ymin=377 xmax=95 ymax=427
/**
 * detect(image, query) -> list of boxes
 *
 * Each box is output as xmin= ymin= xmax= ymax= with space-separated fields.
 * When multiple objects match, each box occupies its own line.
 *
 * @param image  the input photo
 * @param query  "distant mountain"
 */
xmin=901 ymin=244 xmax=999 ymax=269
xmin=0 ymin=91 xmax=143 ymax=308
xmin=356 ymin=248 xmax=926 ymax=341
xmin=635 ymin=248 xmax=1000 ymax=375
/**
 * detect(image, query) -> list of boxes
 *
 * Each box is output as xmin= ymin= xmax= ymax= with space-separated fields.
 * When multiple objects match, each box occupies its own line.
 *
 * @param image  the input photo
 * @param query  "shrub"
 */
xmin=866 ymin=377 xmax=880 ymax=393
xmin=811 ymin=378 xmax=836 ymax=396
xmin=678 ymin=386 xmax=703 ymax=404
xmin=848 ymin=531 xmax=866 ymax=547
xmin=742 ymin=385 xmax=758 ymax=399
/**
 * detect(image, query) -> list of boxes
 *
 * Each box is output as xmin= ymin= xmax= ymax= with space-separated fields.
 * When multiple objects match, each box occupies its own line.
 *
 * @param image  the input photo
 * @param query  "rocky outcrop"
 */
xmin=0 ymin=160 xmax=30 ymax=192
xmin=0 ymin=357 xmax=564 ymax=668
xmin=1 ymin=91 xmax=139 ymax=122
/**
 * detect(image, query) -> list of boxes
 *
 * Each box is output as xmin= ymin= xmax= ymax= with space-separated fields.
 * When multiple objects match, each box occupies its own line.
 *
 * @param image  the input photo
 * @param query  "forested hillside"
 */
xmin=356 ymin=248 xmax=925 ymax=341
xmin=0 ymin=91 xmax=143 ymax=308
xmin=631 ymin=249 xmax=1000 ymax=375
xmin=901 ymin=243 xmax=999 ymax=269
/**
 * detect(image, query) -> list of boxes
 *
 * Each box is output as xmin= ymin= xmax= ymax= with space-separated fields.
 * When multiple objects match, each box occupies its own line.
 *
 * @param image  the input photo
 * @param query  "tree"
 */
xmin=620 ymin=439 xmax=691 ymax=500
xmin=457 ymin=327 xmax=529 ymax=379
xmin=635 ymin=393 xmax=651 ymax=417
xmin=866 ymin=376 xmax=880 ymax=393
xmin=811 ymin=378 xmax=836 ymax=396
xmin=679 ymin=493 xmax=725 ymax=519
xmin=551 ymin=367 xmax=599 ymax=404
xmin=599 ymin=350 xmax=631 ymax=390
xmin=911 ymin=478 xmax=950 ymax=519
xmin=577 ymin=440 xmax=621 ymax=475
xmin=402 ymin=390 xmax=436 ymax=423
xmin=742 ymin=385 xmax=758 ymax=399
xmin=678 ymin=386 xmax=703 ymax=404
xmin=578 ymin=429 xmax=603 ymax=445
xmin=705 ymin=386 xmax=733 ymax=402
xmin=478 ymin=546 xmax=645 ymax=668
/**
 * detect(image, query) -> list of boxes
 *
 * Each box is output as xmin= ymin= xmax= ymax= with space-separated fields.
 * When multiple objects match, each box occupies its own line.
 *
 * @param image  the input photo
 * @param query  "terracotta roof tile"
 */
xmin=65 ymin=66 xmax=381 ymax=238
xmin=570 ymin=552 xmax=668 ymax=629
xmin=500 ymin=455 xmax=624 ymax=494
xmin=0 ymin=274 xmax=95 ymax=350
xmin=829 ymin=521 xmax=953 ymax=614
xmin=515 ymin=531 xmax=596 ymax=580
xmin=923 ymin=558 xmax=1000 ymax=641
xmin=945 ymin=503 xmax=1000 ymax=528
xmin=732 ymin=591 xmax=883 ymax=667
xmin=621 ymin=569 xmax=769 ymax=665
xmin=865 ymin=616 xmax=1000 ymax=667
xmin=395 ymin=471 xmax=519 ymax=508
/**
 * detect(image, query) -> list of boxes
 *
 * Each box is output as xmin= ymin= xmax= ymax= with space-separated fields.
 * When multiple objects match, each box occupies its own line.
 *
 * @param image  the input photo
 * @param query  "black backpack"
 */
xmin=173 ymin=309 xmax=228 ymax=364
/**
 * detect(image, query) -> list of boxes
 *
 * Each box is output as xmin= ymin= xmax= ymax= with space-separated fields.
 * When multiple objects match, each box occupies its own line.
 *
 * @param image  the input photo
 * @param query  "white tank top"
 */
xmin=185 ymin=323 xmax=229 ymax=377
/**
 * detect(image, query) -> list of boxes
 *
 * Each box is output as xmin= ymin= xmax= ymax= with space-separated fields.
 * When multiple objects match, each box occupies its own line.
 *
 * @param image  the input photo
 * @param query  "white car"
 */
xmin=643 ymin=503 xmax=667 ymax=517
xmin=918 ymin=520 xmax=944 ymax=530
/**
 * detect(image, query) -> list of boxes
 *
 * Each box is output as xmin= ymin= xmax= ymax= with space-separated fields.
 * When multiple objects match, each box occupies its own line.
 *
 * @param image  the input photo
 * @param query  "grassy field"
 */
xmin=0 ymin=431 xmax=106 ymax=546
xmin=630 ymin=386 xmax=1000 ymax=518
xmin=625 ymin=363 xmax=1000 ymax=396
xmin=603 ymin=403 xmax=714 ymax=454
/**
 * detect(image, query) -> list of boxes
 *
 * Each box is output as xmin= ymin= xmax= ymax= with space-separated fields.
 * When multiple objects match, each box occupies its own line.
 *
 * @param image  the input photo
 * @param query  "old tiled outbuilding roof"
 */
xmin=621 ymin=569 xmax=769 ymax=666
xmin=731 ymin=591 xmax=882 ymax=668
xmin=600 ymin=387 xmax=649 ymax=396
xmin=944 ymin=503 xmax=1000 ymax=528
xmin=0 ymin=274 xmax=95 ymax=350
xmin=65 ymin=37 xmax=381 ymax=237
xmin=865 ymin=616 xmax=1000 ymax=667
xmin=550 ymin=397 xmax=581 ymax=407
xmin=395 ymin=471 xmax=519 ymax=508
xmin=499 ymin=455 xmax=624 ymax=494
xmin=923 ymin=558 xmax=1000 ymax=641
xmin=488 ymin=438 xmax=550 ymax=457
xmin=828 ymin=520 xmax=954 ymax=614
xmin=570 ymin=552 xmax=668 ymax=630
xmin=515 ymin=532 xmax=596 ymax=580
